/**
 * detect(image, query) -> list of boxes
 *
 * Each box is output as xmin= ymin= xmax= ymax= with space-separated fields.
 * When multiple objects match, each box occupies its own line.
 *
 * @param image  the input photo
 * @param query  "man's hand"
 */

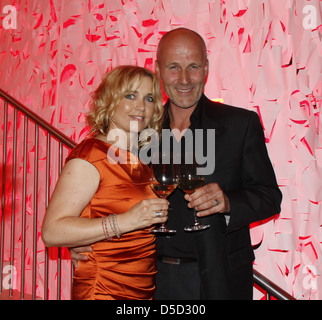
xmin=184 ymin=183 xmax=230 ymax=217
xmin=69 ymin=246 xmax=93 ymax=268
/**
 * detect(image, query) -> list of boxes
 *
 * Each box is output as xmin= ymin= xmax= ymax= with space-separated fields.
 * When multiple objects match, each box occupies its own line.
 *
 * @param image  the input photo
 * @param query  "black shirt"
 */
xmin=156 ymin=99 xmax=204 ymax=259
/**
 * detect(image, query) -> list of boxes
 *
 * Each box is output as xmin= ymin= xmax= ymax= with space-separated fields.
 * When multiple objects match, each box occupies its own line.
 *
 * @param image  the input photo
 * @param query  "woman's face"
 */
xmin=108 ymin=75 xmax=156 ymax=136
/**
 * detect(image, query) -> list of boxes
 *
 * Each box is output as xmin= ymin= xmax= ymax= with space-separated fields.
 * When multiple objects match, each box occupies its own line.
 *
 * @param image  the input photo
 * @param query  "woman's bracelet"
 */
xmin=102 ymin=216 xmax=112 ymax=241
xmin=102 ymin=214 xmax=121 ymax=241
xmin=109 ymin=214 xmax=121 ymax=239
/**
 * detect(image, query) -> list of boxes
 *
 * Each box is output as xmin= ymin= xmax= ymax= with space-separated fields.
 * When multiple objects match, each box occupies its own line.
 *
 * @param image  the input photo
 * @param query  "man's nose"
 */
xmin=178 ymin=69 xmax=190 ymax=84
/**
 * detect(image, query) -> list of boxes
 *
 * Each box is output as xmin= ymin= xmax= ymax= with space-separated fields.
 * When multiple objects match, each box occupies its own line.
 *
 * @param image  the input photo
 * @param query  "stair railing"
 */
xmin=253 ymin=269 xmax=296 ymax=300
xmin=0 ymin=88 xmax=76 ymax=300
xmin=0 ymin=88 xmax=295 ymax=300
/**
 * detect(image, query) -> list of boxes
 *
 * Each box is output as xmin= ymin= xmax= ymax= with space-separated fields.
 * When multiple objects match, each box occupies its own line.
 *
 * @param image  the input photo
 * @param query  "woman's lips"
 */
xmin=129 ymin=115 xmax=144 ymax=121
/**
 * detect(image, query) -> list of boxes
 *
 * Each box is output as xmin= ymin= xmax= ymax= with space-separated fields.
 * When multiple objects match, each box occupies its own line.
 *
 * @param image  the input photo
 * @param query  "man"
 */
xmin=152 ymin=28 xmax=282 ymax=300
xmin=71 ymin=28 xmax=282 ymax=300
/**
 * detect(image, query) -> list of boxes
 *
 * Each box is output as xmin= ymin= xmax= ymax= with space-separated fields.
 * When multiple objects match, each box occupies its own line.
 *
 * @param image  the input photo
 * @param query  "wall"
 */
xmin=0 ymin=0 xmax=321 ymax=299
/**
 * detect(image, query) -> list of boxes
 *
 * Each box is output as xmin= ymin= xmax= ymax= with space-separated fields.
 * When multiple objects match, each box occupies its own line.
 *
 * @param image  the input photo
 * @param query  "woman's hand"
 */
xmin=117 ymin=198 xmax=169 ymax=234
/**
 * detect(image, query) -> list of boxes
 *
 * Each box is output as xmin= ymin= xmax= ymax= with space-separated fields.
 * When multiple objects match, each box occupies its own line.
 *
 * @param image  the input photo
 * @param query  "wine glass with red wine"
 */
xmin=178 ymin=161 xmax=210 ymax=232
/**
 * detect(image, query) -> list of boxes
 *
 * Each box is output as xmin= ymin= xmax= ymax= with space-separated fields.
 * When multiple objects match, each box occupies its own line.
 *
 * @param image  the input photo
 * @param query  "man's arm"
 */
xmin=186 ymin=111 xmax=282 ymax=232
xmin=224 ymin=111 xmax=282 ymax=232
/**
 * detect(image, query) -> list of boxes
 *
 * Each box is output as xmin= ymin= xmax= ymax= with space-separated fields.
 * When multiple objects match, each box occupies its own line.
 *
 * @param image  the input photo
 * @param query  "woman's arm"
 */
xmin=41 ymin=158 xmax=169 ymax=247
xmin=41 ymin=158 xmax=103 ymax=247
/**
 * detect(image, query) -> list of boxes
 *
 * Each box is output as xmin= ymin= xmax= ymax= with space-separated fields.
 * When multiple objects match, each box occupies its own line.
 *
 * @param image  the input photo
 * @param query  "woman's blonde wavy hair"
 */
xmin=87 ymin=65 xmax=164 ymax=145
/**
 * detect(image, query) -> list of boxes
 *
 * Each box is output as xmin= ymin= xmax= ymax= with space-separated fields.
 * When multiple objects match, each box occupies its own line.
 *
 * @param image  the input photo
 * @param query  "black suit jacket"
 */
xmin=159 ymin=95 xmax=282 ymax=299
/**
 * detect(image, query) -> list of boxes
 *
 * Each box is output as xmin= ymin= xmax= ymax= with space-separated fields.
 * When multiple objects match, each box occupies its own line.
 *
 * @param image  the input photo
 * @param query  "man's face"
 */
xmin=156 ymin=35 xmax=208 ymax=110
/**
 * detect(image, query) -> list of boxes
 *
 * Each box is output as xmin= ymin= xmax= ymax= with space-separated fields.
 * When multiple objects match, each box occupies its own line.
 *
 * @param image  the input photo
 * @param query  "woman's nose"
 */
xmin=136 ymin=99 xmax=146 ymax=111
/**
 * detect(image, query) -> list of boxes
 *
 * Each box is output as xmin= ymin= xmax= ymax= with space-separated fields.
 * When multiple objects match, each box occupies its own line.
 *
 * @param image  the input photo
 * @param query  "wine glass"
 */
xmin=178 ymin=162 xmax=210 ymax=232
xmin=149 ymin=153 xmax=177 ymax=234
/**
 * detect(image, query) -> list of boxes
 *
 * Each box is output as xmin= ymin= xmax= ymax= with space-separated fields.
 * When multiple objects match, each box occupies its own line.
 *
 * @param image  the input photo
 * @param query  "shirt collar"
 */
xmin=163 ymin=94 xmax=205 ymax=130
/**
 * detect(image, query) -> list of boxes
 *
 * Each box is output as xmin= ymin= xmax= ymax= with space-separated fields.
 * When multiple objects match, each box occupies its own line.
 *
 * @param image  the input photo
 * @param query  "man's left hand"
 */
xmin=184 ymin=183 xmax=230 ymax=217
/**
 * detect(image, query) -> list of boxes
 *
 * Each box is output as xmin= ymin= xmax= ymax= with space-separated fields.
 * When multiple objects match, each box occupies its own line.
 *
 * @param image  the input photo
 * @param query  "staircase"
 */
xmin=0 ymin=89 xmax=75 ymax=300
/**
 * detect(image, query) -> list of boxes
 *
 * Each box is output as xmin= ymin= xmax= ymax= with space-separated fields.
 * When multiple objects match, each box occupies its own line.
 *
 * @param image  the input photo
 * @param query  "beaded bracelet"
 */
xmin=108 ymin=214 xmax=121 ymax=239
xmin=113 ymin=214 xmax=121 ymax=238
xmin=102 ymin=216 xmax=112 ymax=241
xmin=102 ymin=215 xmax=121 ymax=240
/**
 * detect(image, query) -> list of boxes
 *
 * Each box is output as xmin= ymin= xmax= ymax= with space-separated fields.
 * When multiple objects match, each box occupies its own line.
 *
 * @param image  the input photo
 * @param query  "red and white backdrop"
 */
xmin=0 ymin=0 xmax=321 ymax=299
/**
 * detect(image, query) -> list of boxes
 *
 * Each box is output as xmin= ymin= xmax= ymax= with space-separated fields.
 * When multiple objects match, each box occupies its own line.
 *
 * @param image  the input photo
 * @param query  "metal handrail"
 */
xmin=0 ymin=88 xmax=76 ymax=300
xmin=253 ymin=269 xmax=296 ymax=300
xmin=0 ymin=88 xmax=296 ymax=300
xmin=0 ymin=89 xmax=76 ymax=149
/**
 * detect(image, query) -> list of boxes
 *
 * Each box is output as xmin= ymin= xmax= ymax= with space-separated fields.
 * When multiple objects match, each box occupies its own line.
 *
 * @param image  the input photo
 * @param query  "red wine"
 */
xmin=178 ymin=178 xmax=204 ymax=194
xmin=151 ymin=184 xmax=177 ymax=198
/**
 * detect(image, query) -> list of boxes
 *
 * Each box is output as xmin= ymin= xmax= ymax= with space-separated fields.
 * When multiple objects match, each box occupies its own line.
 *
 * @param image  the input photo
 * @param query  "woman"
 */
xmin=41 ymin=65 xmax=168 ymax=300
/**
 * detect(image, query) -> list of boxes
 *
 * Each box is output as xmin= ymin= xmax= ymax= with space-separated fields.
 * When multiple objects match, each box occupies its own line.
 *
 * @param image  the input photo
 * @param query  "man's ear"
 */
xmin=155 ymin=60 xmax=160 ymax=76
xmin=205 ymin=59 xmax=209 ymax=76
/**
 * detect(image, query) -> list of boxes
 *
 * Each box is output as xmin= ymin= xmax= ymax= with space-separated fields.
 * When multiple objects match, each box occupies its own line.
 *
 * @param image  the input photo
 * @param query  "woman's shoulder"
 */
xmin=66 ymin=137 xmax=110 ymax=164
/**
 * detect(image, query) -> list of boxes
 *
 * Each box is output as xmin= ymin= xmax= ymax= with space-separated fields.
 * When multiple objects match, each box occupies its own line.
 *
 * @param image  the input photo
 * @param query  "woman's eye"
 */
xmin=146 ymin=96 xmax=154 ymax=103
xmin=125 ymin=93 xmax=135 ymax=100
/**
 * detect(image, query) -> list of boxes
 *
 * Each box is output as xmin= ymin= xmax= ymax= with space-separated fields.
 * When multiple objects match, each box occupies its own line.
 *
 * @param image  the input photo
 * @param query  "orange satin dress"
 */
xmin=66 ymin=138 xmax=157 ymax=300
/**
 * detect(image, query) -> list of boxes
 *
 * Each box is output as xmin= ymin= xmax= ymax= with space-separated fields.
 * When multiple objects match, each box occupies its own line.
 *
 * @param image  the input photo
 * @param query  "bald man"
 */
xmin=153 ymin=28 xmax=282 ymax=300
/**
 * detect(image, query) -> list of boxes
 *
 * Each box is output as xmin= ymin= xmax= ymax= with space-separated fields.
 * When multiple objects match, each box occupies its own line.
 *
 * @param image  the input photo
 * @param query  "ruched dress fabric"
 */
xmin=66 ymin=138 xmax=157 ymax=300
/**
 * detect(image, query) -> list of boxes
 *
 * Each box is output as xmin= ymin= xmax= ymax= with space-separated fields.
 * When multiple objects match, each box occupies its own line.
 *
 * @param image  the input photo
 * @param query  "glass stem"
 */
xmin=193 ymin=208 xmax=200 ymax=225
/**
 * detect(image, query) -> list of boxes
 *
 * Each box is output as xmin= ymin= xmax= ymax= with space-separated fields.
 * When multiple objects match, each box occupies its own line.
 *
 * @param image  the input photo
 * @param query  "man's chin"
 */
xmin=172 ymin=102 xmax=198 ymax=109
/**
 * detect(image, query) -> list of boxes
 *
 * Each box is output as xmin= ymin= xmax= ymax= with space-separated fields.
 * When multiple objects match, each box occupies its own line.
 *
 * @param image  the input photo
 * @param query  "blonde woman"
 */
xmin=42 ymin=65 xmax=168 ymax=300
